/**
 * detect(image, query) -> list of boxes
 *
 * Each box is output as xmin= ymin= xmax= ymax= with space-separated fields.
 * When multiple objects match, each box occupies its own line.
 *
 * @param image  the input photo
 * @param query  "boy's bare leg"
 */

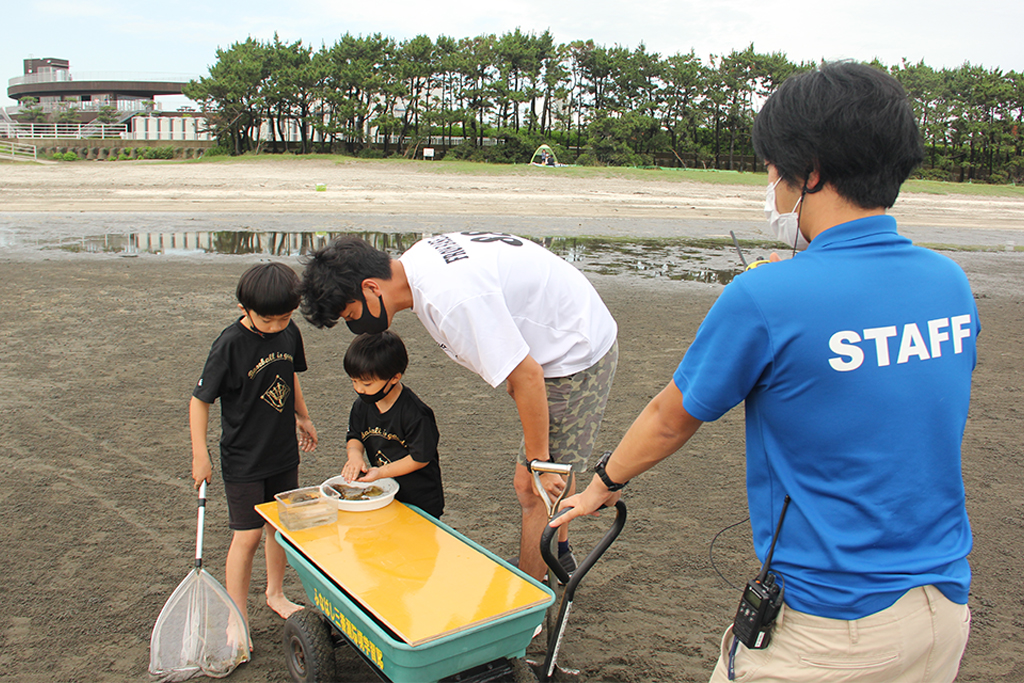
xmin=264 ymin=522 xmax=301 ymax=619
xmin=226 ymin=528 xmax=264 ymax=630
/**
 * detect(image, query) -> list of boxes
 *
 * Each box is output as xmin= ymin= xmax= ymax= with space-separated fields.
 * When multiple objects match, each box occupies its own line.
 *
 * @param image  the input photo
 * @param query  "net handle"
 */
xmin=195 ymin=481 xmax=207 ymax=569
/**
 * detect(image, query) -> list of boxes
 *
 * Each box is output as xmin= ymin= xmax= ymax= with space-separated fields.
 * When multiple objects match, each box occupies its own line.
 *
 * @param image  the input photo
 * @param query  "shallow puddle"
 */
xmin=41 ymin=230 xmax=782 ymax=286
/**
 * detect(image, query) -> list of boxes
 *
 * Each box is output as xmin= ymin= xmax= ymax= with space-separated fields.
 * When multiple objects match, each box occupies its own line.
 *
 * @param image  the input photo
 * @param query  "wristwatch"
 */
xmin=594 ymin=450 xmax=628 ymax=491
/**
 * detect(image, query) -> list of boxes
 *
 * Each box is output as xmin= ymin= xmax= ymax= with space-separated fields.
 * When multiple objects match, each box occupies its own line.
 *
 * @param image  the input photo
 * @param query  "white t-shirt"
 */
xmin=400 ymin=232 xmax=618 ymax=387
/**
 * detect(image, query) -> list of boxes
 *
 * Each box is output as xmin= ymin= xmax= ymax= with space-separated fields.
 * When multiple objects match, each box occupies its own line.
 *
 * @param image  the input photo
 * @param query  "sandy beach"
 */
xmin=1 ymin=158 xmax=1022 ymax=682
xmin=3 ymin=157 xmax=1024 ymax=231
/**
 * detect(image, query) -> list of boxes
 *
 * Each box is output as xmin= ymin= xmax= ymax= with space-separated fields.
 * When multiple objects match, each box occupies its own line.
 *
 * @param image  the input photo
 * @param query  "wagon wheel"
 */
xmin=284 ymin=608 xmax=337 ymax=683
xmin=511 ymin=657 xmax=541 ymax=683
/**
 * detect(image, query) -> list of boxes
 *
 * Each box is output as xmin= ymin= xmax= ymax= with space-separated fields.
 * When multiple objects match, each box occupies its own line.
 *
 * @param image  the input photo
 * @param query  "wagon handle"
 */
xmin=527 ymin=459 xmax=575 ymax=521
xmin=538 ymin=501 xmax=627 ymax=682
xmin=541 ymin=501 xmax=626 ymax=594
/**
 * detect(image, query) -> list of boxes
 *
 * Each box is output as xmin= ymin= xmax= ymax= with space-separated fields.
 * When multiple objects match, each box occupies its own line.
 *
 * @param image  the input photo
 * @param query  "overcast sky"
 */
xmin=4 ymin=0 xmax=1022 ymax=109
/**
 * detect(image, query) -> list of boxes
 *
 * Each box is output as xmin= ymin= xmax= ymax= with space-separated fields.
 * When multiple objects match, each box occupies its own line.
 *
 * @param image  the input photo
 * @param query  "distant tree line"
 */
xmin=183 ymin=32 xmax=1024 ymax=183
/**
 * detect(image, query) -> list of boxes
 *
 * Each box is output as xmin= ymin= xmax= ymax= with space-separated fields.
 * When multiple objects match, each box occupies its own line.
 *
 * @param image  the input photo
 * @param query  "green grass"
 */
xmin=901 ymin=178 xmax=1024 ymax=198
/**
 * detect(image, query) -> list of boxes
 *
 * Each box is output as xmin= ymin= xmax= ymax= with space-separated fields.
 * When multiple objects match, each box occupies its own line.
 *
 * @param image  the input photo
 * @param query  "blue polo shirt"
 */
xmin=674 ymin=215 xmax=977 ymax=619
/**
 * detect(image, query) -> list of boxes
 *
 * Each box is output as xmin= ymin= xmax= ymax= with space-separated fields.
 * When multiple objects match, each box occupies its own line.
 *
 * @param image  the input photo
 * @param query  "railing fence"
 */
xmin=0 ymin=122 xmax=128 ymax=139
xmin=0 ymin=140 xmax=38 ymax=161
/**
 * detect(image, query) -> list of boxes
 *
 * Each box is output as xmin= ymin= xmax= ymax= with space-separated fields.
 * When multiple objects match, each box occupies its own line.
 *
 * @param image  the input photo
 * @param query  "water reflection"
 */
xmin=45 ymin=230 xmax=769 ymax=286
xmin=540 ymin=236 xmax=753 ymax=285
xmin=51 ymin=230 xmax=422 ymax=257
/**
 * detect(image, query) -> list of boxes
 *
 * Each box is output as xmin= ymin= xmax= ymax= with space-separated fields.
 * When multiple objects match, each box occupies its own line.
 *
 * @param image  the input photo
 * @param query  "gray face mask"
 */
xmin=764 ymin=178 xmax=809 ymax=251
xmin=346 ymin=293 xmax=388 ymax=335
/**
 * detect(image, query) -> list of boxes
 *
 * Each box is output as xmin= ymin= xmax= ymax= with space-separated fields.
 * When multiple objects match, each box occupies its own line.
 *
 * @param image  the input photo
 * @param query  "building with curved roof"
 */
xmin=7 ymin=58 xmax=195 ymax=120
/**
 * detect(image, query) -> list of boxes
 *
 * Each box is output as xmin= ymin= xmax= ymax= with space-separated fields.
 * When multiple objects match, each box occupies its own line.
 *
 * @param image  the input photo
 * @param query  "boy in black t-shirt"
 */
xmin=342 ymin=331 xmax=444 ymax=518
xmin=190 ymin=262 xmax=318 ymax=640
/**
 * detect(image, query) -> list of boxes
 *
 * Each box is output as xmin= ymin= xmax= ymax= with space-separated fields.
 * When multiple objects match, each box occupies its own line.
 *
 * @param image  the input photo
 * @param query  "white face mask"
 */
xmin=764 ymin=178 xmax=809 ymax=251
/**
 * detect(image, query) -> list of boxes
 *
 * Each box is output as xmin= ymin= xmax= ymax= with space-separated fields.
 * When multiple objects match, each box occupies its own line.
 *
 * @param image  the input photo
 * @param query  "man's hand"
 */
xmin=535 ymin=470 xmax=566 ymax=501
xmin=550 ymin=477 xmax=621 ymax=528
xmin=551 ymin=381 xmax=704 ymax=529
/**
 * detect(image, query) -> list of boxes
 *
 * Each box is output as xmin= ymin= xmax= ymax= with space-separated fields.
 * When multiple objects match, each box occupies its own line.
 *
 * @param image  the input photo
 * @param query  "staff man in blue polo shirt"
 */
xmin=553 ymin=61 xmax=977 ymax=682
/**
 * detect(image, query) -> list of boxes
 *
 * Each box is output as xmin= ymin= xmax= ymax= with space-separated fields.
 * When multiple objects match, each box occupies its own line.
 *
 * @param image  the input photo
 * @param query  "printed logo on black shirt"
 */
xmin=261 ymin=375 xmax=292 ymax=412
xmin=249 ymin=351 xmax=295 ymax=380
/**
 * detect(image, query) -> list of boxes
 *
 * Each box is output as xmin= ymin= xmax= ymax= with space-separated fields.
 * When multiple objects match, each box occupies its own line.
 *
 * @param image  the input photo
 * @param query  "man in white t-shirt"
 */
xmin=301 ymin=231 xmax=618 ymax=581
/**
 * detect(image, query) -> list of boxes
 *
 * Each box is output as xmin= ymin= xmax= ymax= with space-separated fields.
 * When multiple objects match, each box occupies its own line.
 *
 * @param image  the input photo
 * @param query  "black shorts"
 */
xmin=224 ymin=468 xmax=299 ymax=531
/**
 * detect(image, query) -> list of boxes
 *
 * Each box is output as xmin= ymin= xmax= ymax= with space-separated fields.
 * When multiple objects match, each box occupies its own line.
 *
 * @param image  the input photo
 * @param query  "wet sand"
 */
xmin=0 ymin=158 xmax=1022 ymax=682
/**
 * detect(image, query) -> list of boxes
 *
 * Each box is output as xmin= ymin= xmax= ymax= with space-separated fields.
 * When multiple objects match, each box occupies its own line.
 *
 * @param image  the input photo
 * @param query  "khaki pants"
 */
xmin=709 ymin=585 xmax=970 ymax=683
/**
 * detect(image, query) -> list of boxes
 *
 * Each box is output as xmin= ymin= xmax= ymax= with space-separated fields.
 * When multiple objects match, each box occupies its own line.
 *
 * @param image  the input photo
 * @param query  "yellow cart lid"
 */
xmin=257 ymin=501 xmax=550 ymax=646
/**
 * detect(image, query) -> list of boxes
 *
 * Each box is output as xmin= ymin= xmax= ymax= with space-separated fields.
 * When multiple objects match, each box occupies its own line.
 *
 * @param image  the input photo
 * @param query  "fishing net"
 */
xmin=149 ymin=566 xmax=251 ymax=681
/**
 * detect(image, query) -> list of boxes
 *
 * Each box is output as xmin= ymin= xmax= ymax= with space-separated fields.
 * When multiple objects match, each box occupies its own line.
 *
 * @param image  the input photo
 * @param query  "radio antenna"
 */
xmin=730 ymin=230 xmax=749 ymax=268
xmin=757 ymin=495 xmax=790 ymax=582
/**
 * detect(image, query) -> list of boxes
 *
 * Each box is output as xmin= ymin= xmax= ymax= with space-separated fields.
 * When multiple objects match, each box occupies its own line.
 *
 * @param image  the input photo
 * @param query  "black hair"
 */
xmin=343 ymin=330 xmax=409 ymax=381
xmin=752 ymin=61 xmax=924 ymax=209
xmin=236 ymin=262 xmax=301 ymax=316
xmin=299 ymin=236 xmax=393 ymax=329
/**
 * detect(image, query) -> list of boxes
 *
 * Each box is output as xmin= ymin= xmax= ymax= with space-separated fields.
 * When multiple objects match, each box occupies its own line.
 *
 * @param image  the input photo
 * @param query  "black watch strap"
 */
xmin=594 ymin=450 xmax=627 ymax=491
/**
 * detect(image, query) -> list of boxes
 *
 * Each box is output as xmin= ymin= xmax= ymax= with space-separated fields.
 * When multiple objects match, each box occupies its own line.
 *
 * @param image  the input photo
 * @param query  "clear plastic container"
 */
xmin=275 ymin=487 xmax=337 ymax=531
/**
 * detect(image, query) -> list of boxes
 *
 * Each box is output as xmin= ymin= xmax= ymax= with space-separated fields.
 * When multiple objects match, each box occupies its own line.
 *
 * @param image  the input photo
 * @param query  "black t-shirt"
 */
xmin=346 ymin=386 xmax=444 ymax=518
xmin=193 ymin=319 xmax=307 ymax=482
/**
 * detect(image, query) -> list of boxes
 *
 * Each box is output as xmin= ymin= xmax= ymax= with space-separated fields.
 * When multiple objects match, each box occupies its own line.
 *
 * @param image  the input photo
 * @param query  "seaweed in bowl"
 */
xmin=330 ymin=483 xmax=385 ymax=501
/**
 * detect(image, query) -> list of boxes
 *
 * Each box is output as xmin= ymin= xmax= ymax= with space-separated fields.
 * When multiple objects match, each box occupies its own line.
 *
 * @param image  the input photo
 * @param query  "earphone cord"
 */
xmin=792 ymin=185 xmax=809 ymax=257
xmin=709 ymin=517 xmax=750 ymax=592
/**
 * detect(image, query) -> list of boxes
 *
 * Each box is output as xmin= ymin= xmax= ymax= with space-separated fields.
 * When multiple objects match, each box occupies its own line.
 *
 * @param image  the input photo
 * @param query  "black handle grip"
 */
xmin=541 ymin=501 xmax=627 ymax=597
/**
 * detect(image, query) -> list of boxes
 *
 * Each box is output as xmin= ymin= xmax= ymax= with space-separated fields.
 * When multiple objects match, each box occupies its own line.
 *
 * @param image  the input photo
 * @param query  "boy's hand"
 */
xmin=191 ymin=453 xmax=212 ymax=489
xmin=342 ymin=457 xmax=367 ymax=482
xmin=357 ymin=467 xmax=382 ymax=483
xmin=296 ymin=415 xmax=318 ymax=452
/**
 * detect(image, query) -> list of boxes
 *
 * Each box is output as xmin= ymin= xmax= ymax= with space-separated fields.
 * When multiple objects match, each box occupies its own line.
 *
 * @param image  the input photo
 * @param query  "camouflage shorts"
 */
xmin=517 ymin=340 xmax=618 ymax=474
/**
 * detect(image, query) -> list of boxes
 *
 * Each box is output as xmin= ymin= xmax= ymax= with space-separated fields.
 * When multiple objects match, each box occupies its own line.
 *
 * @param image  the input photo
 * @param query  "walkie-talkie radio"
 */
xmin=732 ymin=496 xmax=790 ymax=649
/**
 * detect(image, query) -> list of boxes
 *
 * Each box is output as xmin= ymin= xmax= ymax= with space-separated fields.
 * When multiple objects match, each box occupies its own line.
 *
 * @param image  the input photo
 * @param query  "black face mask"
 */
xmin=346 ymin=293 xmax=389 ymax=335
xmin=356 ymin=378 xmax=396 ymax=406
xmin=244 ymin=310 xmax=265 ymax=338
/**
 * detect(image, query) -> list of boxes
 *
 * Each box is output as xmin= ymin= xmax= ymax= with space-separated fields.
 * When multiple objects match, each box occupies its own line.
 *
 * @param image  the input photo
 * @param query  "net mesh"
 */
xmin=149 ymin=568 xmax=251 ymax=681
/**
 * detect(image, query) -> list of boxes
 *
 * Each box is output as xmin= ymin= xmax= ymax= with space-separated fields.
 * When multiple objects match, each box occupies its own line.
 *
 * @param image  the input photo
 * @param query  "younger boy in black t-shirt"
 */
xmin=342 ymin=331 xmax=444 ymax=518
xmin=190 ymin=262 xmax=318 ymax=640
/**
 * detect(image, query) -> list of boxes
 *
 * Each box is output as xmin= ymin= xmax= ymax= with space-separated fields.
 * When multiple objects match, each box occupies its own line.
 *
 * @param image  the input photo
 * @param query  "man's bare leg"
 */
xmin=514 ymin=463 xmax=553 ymax=581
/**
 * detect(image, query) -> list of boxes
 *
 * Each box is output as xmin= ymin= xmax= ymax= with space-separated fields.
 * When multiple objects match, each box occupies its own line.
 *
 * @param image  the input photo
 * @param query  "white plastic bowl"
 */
xmin=320 ymin=476 xmax=399 ymax=512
